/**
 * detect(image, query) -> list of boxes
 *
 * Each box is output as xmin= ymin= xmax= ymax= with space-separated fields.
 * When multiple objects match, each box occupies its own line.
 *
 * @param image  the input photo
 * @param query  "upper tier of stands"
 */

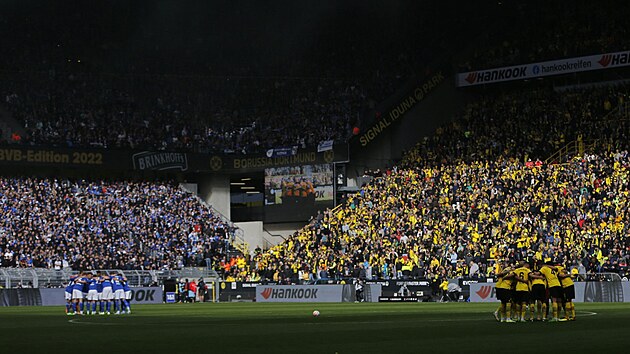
xmin=0 ymin=1 xmax=497 ymax=153
xmin=459 ymin=1 xmax=630 ymax=71
xmin=1 ymin=73 xmax=363 ymax=153
xmin=403 ymin=86 xmax=629 ymax=165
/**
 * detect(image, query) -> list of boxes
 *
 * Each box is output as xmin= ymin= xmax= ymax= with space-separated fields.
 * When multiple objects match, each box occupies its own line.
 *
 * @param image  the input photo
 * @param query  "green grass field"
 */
xmin=1 ymin=302 xmax=628 ymax=353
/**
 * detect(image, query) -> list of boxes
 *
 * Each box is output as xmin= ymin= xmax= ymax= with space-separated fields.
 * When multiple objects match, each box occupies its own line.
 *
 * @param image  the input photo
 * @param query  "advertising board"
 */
xmin=255 ymin=285 xmax=354 ymax=303
xmin=457 ymin=50 xmax=630 ymax=87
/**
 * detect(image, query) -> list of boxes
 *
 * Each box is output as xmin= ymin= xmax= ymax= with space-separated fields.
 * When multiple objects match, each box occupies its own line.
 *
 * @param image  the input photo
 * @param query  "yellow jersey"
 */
xmin=530 ymin=271 xmax=546 ymax=286
xmin=540 ymin=265 xmax=561 ymax=288
xmin=495 ymin=267 xmax=512 ymax=290
xmin=557 ymin=266 xmax=575 ymax=288
xmin=512 ymin=267 xmax=531 ymax=292
xmin=503 ymin=275 xmax=514 ymax=290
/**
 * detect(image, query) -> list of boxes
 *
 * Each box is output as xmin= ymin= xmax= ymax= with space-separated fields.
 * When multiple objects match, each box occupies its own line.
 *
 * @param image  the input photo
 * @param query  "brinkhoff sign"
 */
xmin=132 ymin=151 xmax=188 ymax=171
xmin=457 ymin=49 xmax=630 ymax=87
xmin=255 ymin=285 xmax=345 ymax=303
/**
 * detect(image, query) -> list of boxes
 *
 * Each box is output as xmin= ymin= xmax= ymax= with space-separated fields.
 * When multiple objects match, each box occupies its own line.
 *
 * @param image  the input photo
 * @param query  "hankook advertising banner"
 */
xmin=456 ymin=50 xmax=630 ymax=87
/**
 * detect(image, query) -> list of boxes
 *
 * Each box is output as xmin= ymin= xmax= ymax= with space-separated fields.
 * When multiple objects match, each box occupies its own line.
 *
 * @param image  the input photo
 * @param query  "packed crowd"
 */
xmin=0 ymin=1 xmax=502 ymax=153
xmin=3 ymin=2 xmax=630 ymax=283
xmin=0 ymin=179 xmax=235 ymax=270
xmin=4 ymin=1 xmax=628 ymax=155
xmin=403 ymin=86 xmax=629 ymax=165
xmin=244 ymin=151 xmax=629 ymax=283
xmin=236 ymin=85 xmax=630 ymax=283
xmin=459 ymin=1 xmax=630 ymax=71
xmin=2 ymin=73 xmax=363 ymax=153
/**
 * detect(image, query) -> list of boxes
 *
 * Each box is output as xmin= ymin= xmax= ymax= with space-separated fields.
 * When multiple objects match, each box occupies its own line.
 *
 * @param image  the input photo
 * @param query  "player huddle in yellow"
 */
xmin=494 ymin=261 xmax=576 ymax=323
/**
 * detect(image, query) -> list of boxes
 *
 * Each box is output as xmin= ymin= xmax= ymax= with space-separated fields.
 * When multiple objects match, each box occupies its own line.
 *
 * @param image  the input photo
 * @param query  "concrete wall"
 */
xmin=234 ymin=221 xmax=263 ymax=254
xmin=180 ymin=183 xmax=198 ymax=195
xmin=390 ymin=79 xmax=470 ymax=159
xmin=195 ymin=177 xmax=302 ymax=253
xmin=197 ymin=174 xmax=231 ymax=219
xmin=346 ymin=176 xmax=358 ymax=188
xmin=232 ymin=221 xmax=305 ymax=253
xmin=347 ymin=78 xmax=472 ymax=174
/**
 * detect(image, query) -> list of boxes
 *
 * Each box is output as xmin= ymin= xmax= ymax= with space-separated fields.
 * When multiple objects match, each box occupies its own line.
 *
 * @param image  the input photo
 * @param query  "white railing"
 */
xmin=0 ymin=267 xmax=219 ymax=288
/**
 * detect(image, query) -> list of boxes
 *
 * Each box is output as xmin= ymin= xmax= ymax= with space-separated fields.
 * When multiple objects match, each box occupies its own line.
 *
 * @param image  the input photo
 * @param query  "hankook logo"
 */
xmin=259 ymin=287 xmax=319 ymax=300
xmin=476 ymin=285 xmax=492 ymax=300
xmin=465 ymin=72 xmax=478 ymax=84
xmin=261 ymin=288 xmax=272 ymax=299
xmin=599 ymin=54 xmax=612 ymax=67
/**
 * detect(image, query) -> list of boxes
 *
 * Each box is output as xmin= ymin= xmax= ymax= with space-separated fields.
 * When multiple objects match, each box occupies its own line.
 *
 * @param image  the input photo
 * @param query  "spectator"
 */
xmin=0 ymin=178 xmax=237 ymax=271
xmin=245 ymin=86 xmax=630 ymax=283
xmin=469 ymin=261 xmax=480 ymax=279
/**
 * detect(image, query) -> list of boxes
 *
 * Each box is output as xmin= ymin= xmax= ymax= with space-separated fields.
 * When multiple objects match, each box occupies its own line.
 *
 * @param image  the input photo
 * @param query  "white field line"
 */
xmin=68 ymin=311 xmax=598 ymax=326
xmin=68 ymin=318 xmax=120 ymax=325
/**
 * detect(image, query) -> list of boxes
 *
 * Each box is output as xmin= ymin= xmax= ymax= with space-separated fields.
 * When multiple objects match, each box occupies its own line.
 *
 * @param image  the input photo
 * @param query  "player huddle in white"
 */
xmin=64 ymin=272 xmax=132 ymax=315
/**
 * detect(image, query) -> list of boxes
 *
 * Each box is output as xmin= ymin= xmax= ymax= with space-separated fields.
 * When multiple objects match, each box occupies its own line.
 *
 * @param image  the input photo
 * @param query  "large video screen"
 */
xmin=264 ymin=164 xmax=334 ymax=222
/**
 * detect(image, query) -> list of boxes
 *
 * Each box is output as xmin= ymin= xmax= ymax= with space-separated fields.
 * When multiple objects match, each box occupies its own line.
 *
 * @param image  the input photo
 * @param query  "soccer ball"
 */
xmin=312 ymin=310 xmax=320 ymax=317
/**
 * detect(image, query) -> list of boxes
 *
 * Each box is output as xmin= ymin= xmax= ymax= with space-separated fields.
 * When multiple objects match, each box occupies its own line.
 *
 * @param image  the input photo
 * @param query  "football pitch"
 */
xmin=1 ymin=302 xmax=629 ymax=354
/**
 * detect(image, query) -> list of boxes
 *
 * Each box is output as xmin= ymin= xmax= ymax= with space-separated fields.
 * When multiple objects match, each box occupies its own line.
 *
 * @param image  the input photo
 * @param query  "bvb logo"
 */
xmin=323 ymin=150 xmax=334 ymax=163
xmin=220 ymin=282 xmax=226 ymax=290
xmin=210 ymin=156 xmax=223 ymax=171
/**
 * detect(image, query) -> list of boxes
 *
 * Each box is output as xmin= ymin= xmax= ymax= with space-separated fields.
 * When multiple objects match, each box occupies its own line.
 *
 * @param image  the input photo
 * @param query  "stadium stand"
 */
xmin=0 ymin=179 xmax=236 ymax=271
xmin=1 ymin=1 xmax=629 ymax=284
xmin=1 ymin=72 xmax=363 ymax=153
xmin=3 ymin=0 xmax=627 ymax=154
xmin=0 ymin=2 xmax=491 ymax=154
xmin=3 ymin=84 xmax=628 ymax=280
xmin=246 ymin=85 xmax=630 ymax=283
xmin=402 ymin=86 xmax=629 ymax=165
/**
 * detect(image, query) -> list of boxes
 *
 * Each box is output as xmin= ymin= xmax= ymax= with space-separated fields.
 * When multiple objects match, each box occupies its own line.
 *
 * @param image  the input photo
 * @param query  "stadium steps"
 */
xmin=544 ymin=138 xmax=589 ymax=165
xmin=178 ymin=184 xmax=249 ymax=255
